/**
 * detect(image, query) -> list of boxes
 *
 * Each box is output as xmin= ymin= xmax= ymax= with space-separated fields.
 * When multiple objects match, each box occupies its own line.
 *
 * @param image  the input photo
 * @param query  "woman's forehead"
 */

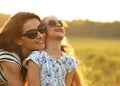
xmin=23 ymin=18 xmax=40 ymax=32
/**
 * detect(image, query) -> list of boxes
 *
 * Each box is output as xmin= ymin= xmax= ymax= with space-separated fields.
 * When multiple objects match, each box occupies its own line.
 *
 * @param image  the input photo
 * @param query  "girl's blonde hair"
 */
xmin=61 ymin=37 xmax=75 ymax=57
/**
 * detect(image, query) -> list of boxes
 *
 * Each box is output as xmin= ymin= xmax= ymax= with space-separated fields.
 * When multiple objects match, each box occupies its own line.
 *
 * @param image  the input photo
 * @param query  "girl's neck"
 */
xmin=45 ymin=39 xmax=62 ymax=59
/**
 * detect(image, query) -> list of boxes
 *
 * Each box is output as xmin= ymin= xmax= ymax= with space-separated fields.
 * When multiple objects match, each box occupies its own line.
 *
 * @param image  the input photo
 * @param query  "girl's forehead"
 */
xmin=43 ymin=16 xmax=59 ymax=24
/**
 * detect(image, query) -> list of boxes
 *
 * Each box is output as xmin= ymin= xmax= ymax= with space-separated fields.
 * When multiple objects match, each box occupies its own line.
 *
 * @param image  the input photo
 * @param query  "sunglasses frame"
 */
xmin=22 ymin=23 xmax=46 ymax=39
xmin=47 ymin=20 xmax=63 ymax=27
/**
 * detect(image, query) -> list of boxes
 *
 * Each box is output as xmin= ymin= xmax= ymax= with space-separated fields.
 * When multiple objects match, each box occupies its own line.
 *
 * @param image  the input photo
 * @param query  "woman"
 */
xmin=23 ymin=16 xmax=83 ymax=86
xmin=0 ymin=12 xmax=46 ymax=86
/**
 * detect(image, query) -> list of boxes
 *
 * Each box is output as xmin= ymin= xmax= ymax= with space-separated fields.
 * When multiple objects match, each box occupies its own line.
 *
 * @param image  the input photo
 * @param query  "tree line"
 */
xmin=0 ymin=13 xmax=120 ymax=38
xmin=66 ymin=20 xmax=120 ymax=38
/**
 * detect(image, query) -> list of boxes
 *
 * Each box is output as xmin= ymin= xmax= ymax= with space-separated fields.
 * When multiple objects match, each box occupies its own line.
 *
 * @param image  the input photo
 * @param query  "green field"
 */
xmin=68 ymin=37 xmax=120 ymax=86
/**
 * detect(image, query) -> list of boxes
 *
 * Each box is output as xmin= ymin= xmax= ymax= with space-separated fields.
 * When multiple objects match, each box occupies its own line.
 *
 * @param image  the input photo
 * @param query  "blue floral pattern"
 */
xmin=23 ymin=50 xmax=78 ymax=86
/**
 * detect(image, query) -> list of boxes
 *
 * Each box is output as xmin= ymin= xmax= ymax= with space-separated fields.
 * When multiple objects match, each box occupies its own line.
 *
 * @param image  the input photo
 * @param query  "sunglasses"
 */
xmin=47 ymin=20 xmax=63 ymax=27
xmin=22 ymin=23 xmax=46 ymax=39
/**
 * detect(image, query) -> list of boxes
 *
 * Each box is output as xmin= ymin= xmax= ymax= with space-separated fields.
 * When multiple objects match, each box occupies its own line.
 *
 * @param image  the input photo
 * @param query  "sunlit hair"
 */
xmin=61 ymin=37 xmax=75 ymax=57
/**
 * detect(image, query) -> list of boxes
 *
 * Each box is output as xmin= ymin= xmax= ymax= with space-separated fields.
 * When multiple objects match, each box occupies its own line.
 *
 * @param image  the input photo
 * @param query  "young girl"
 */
xmin=23 ymin=16 xmax=80 ymax=86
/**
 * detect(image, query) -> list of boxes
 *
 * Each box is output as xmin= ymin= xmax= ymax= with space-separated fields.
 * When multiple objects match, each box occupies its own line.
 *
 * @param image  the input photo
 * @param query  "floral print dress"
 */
xmin=23 ymin=50 xmax=78 ymax=86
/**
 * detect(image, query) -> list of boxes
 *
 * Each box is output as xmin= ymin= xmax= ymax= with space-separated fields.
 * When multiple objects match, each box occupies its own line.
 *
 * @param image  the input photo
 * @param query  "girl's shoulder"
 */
xmin=28 ymin=50 xmax=45 ymax=58
xmin=29 ymin=50 xmax=43 ymax=55
xmin=62 ymin=51 xmax=79 ymax=73
xmin=62 ymin=51 xmax=75 ymax=60
xmin=23 ymin=50 xmax=46 ymax=68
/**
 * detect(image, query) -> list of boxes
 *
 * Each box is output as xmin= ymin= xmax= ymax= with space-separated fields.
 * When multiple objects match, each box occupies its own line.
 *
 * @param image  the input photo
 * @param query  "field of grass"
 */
xmin=67 ymin=37 xmax=120 ymax=86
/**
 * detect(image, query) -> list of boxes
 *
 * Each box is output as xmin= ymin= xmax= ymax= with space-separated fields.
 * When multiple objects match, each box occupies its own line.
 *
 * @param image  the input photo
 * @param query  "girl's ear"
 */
xmin=14 ymin=38 xmax=23 ymax=46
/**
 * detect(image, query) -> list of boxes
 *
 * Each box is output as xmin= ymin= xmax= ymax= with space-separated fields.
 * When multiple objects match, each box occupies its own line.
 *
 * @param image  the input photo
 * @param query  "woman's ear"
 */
xmin=14 ymin=38 xmax=23 ymax=46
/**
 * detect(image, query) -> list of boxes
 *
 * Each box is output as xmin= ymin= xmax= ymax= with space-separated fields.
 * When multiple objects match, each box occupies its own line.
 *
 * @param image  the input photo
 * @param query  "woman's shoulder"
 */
xmin=0 ymin=49 xmax=20 ymax=60
xmin=0 ymin=49 xmax=19 ymax=58
xmin=0 ymin=49 xmax=22 ymax=68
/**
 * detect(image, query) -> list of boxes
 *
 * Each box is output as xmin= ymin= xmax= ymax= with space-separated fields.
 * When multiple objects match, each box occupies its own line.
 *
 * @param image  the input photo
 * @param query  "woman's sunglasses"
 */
xmin=22 ymin=23 xmax=46 ymax=39
xmin=47 ymin=20 xmax=63 ymax=27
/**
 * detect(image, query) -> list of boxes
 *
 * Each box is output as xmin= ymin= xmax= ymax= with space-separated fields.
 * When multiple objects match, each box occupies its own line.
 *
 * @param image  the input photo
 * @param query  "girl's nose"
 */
xmin=56 ymin=24 xmax=61 ymax=27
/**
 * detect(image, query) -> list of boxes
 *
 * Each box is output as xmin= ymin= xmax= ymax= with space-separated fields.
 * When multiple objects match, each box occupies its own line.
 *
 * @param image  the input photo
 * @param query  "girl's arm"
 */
xmin=1 ymin=61 xmax=24 ymax=86
xmin=27 ymin=60 xmax=40 ymax=86
xmin=65 ymin=69 xmax=75 ymax=86
xmin=66 ymin=69 xmax=83 ymax=86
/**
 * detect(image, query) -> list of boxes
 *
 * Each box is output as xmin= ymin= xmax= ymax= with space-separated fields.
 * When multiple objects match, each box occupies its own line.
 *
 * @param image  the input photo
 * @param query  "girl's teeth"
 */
xmin=55 ymin=29 xmax=61 ymax=32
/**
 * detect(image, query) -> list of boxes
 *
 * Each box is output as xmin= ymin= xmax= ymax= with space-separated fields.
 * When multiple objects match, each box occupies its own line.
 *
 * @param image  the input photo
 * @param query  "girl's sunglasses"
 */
xmin=22 ymin=23 xmax=46 ymax=39
xmin=47 ymin=20 xmax=63 ymax=27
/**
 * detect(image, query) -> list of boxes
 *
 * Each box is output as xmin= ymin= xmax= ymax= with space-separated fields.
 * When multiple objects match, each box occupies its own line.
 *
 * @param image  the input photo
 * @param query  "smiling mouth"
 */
xmin=35 ymin=40 xmax=44 ymax=44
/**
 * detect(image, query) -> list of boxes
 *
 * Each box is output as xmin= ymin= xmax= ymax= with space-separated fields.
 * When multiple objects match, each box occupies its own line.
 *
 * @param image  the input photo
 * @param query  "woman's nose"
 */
xmin=36 ymin=31 xmax=43 ymax=38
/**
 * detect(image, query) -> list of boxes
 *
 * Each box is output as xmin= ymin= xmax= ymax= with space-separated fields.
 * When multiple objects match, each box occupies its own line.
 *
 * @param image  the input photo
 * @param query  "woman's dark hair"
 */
xmin=0 ymin=12 xmax=41 ymax=81
xmin=0 ymin=12 xmax=41 ymax=58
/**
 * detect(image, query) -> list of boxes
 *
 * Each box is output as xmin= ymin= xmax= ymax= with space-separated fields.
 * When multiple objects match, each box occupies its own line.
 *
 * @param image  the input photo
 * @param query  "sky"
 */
xmin=0 ymin=0 xmax=120 ymax=22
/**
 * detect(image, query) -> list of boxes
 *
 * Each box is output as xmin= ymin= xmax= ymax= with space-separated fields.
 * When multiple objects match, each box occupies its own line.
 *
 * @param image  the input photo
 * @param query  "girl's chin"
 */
xmin=58 ymin=35 xmax=64 ymax=39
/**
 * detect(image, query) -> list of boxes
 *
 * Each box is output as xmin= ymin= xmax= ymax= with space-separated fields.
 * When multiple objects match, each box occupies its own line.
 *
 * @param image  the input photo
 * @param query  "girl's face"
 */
xmin=16 ymin=18 xmax=45 ymax=53
xmin=46 ymin=20 xmax=65 ymax=40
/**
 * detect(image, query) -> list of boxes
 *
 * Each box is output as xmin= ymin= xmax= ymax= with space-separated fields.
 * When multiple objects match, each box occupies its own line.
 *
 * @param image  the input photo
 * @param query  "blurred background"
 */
xmin=0 ymin=0 xmax=120 ymax=86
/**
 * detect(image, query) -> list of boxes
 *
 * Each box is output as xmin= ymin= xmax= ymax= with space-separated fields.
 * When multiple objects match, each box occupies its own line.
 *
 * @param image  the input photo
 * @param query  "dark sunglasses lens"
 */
xmin=37 ymin=23 xmax=46 ymax=34
xmin=48 ymin=20 xmax=57 ymax=26
xmin=23 ymin=29 xmax=37 ymax=39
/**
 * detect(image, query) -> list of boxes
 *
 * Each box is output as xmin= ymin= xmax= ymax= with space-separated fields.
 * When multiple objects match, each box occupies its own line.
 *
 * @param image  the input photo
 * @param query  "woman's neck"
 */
xmin=21 ymin=47 xmax=31 ymax=59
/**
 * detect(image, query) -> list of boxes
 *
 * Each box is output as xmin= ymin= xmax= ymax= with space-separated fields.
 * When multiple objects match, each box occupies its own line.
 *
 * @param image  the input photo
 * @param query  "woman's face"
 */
xmin=17 ymin=18 xmax=45 ymax=53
